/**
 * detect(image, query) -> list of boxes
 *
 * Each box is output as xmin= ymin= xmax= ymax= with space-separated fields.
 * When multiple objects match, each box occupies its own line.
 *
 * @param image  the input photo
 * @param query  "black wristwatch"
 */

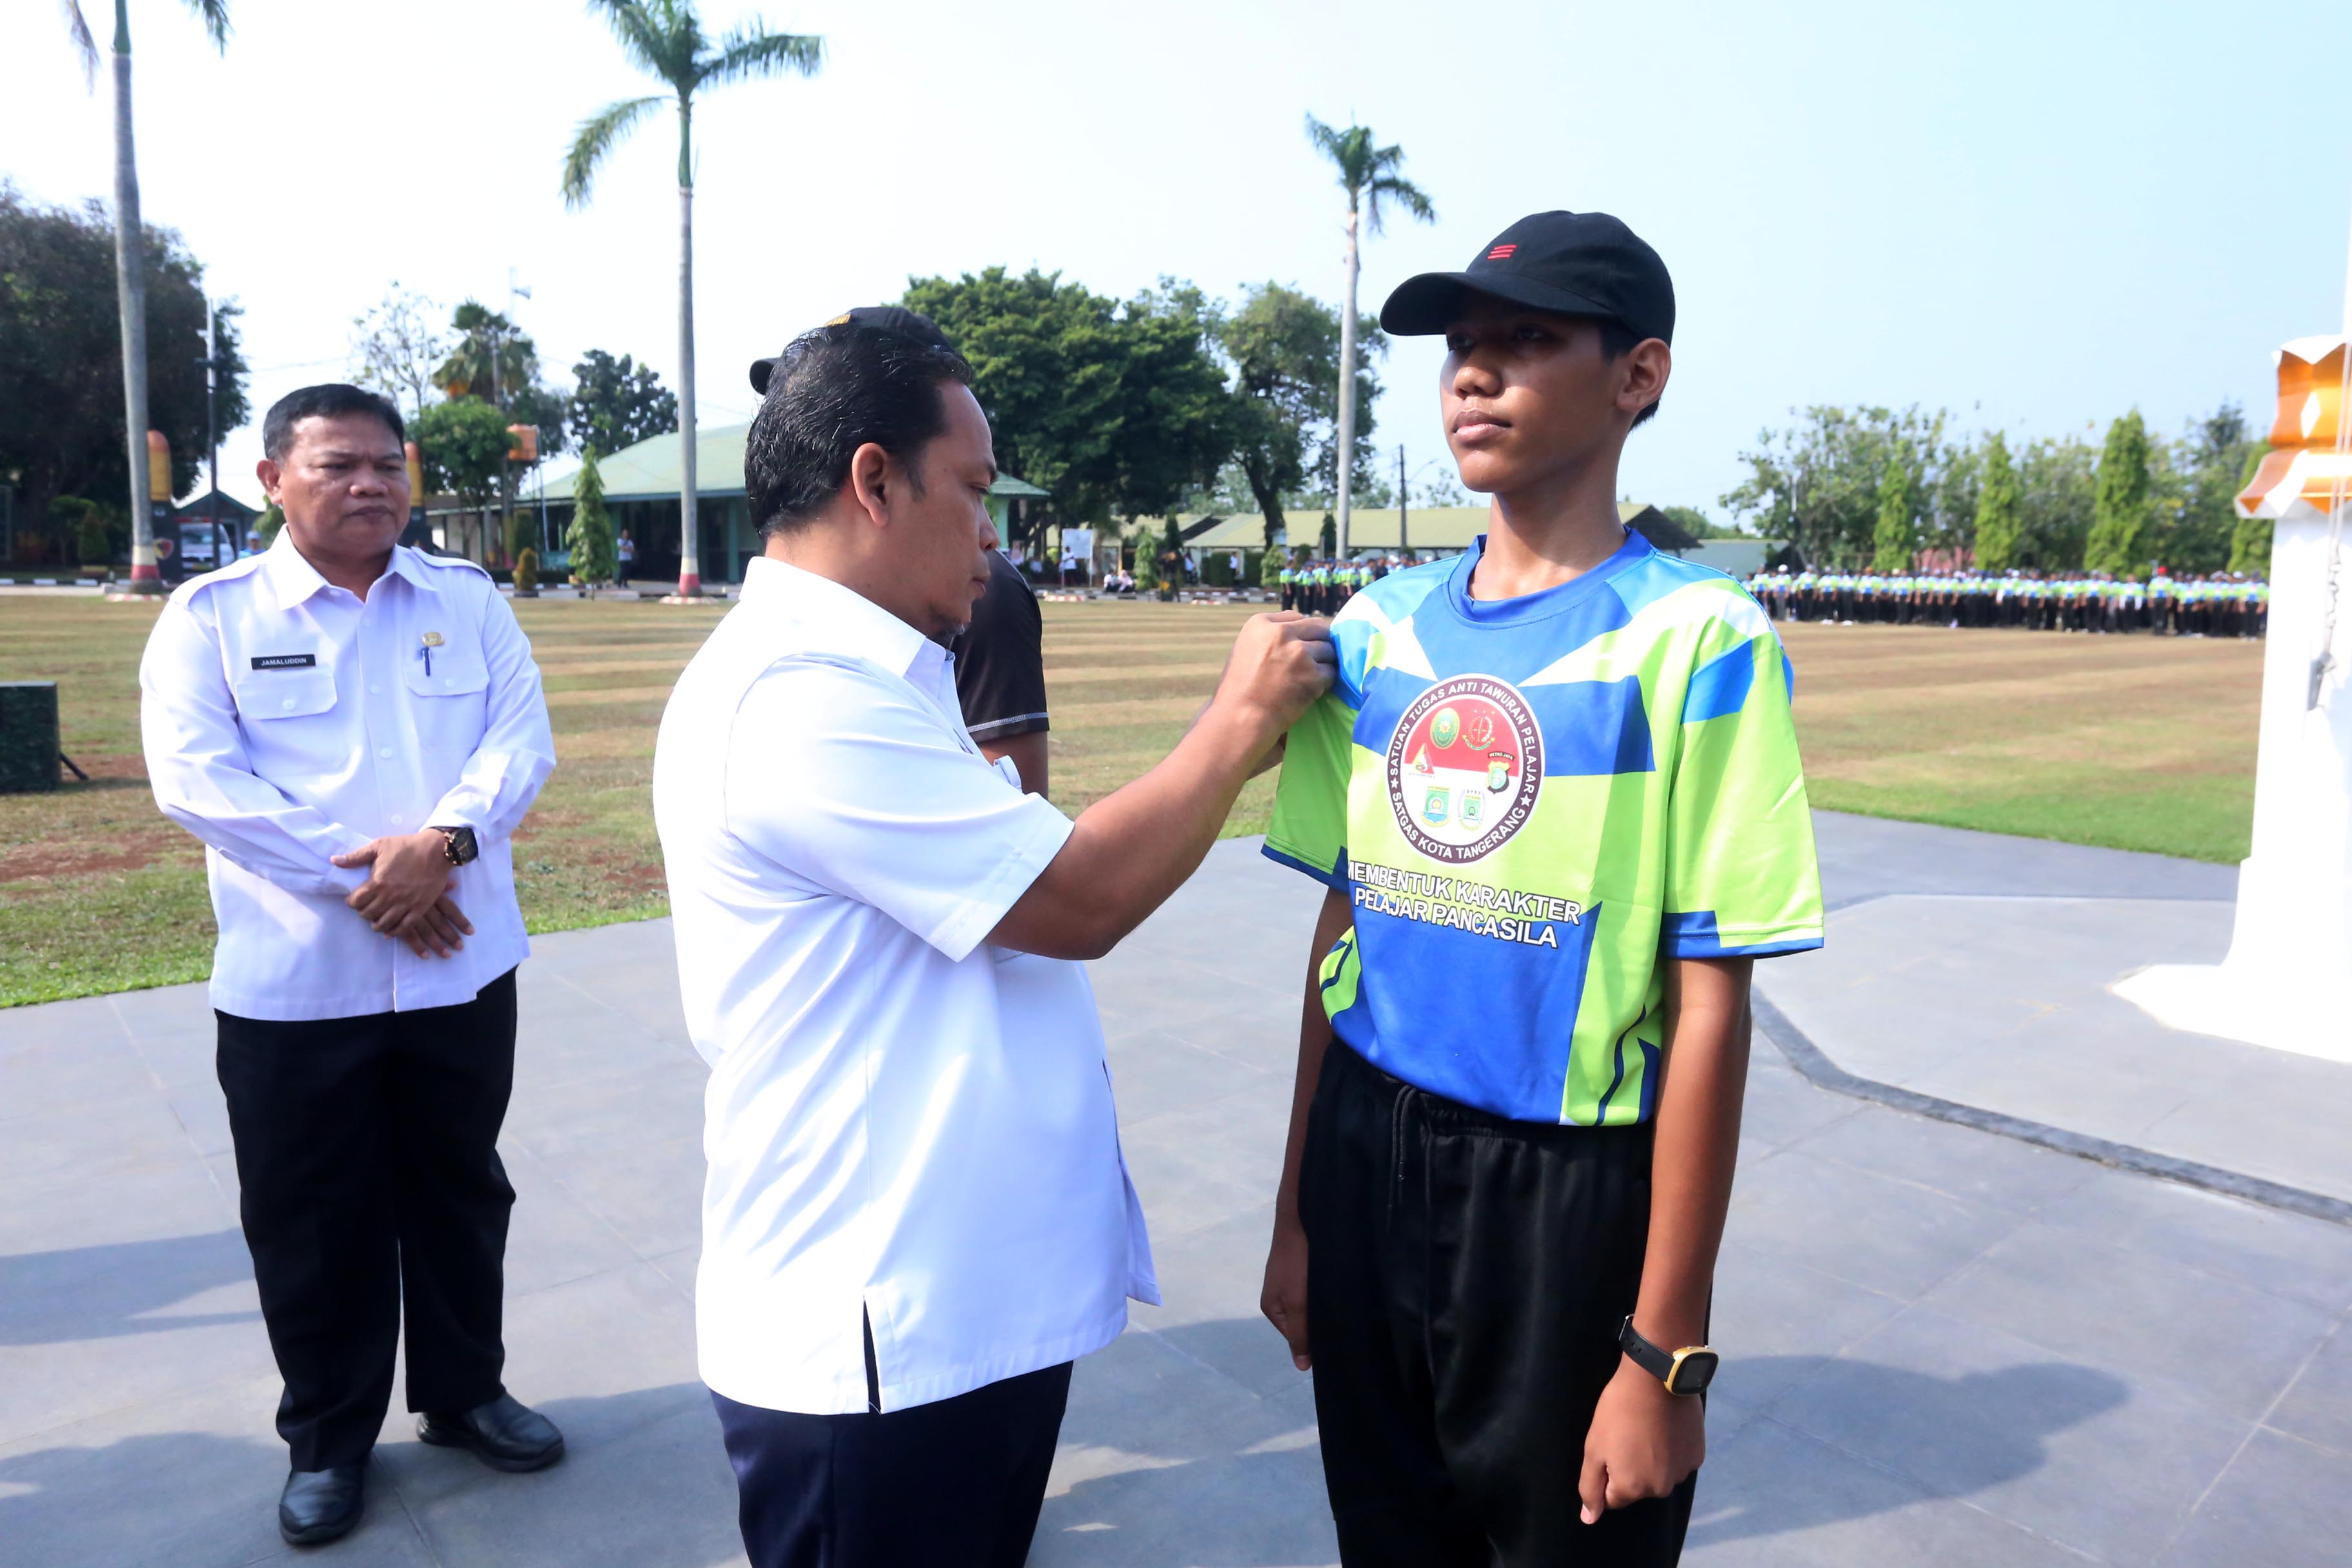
xmin=1618 ymin=1316 xmax=1719 ymax=1396
xmin=429 ymin=825 xmax=478 ymax=867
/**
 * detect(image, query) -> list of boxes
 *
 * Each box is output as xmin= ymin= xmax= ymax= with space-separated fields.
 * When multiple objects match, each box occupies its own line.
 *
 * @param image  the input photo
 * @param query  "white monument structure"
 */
xmin=2118 ymin=316 xmax=2352 ymax=1059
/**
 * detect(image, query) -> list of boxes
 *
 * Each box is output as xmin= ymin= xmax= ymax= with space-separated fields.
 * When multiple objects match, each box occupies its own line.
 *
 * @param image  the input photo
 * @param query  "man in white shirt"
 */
xmin=140 ymin=385 xmax=564 ymax=1547
xmin=656 ymin=311 xmax=1333 ymax=1568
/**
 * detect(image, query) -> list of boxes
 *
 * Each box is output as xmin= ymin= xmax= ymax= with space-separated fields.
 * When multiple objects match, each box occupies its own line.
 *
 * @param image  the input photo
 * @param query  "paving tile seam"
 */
xmin=0 ymin=1364 xmax=277 ymax=1453
xmin=1730 ymin=1411 xmax=2112 ymax=1563
xmin=110 ymin=991 xmax=179 ymax=1110
xmin=1787 ymin=1142 xmax=2063 ymax=1221
xmin=1741 ymin=1089 xmax=1868 ymax=1153
xmin=1720 ymin=1238 xmax=1912 ymax=1324
xmin=2254 ymin=1413 xmax=2352 ymax=1467
xmin=0 ymin=1155 xmax=220 ymax=1208
xmin=1750 ymin=991 xmax=2352 ymax=1230
xmin=1713 ymin=1271 xmax=1916 ymax=1424
xmin=371 ymin=1453 xmax=450 ymax=1568
xmin=1130 ymin=1206 xmax=1267 ymax=1244
xmin=506 ymin=1250 xmax=652 ymax=1300
xmin=1805 ymin=1208 xmax=2016 ymax=1320
xmin=1127 ymin=1322 xmax=1291 ymax=1407
xmin=0 ymin=1084 xmax=173 ymax=1128
xmin=503 ymin=1209 xmax=669 ymax=1300
xmin=1159 ymin=1034 xmax=1288 ymax=1075
xmin=1822 ymin=890 xmax=2233 ymax=916
xmin=1749 ymin=1287 xmax=2274 ymax=1525
xmin=2162 ymin=1319 xmax=2346 ymax=1559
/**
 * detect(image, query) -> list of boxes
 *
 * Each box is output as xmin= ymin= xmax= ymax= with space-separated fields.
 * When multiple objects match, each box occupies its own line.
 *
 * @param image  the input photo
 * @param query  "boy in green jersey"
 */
xmin=1258 ymin=212 xmax=1823 ymax=1565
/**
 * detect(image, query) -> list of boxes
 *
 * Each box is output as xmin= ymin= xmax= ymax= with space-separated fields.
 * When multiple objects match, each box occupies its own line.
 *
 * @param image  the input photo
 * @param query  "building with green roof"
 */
xmin=513 ymin=422 xmax=1051 ymax=586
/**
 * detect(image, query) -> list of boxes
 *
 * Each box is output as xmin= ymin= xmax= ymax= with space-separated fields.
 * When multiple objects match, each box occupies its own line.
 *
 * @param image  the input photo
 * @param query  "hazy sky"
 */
xmin=7 ymin=0 xmax=2349 ymax=514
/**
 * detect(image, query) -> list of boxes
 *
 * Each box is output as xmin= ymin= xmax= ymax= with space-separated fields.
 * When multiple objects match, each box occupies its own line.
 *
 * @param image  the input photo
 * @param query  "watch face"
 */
xmin=1668 ymin=1350 xmax=1720 ymax=1396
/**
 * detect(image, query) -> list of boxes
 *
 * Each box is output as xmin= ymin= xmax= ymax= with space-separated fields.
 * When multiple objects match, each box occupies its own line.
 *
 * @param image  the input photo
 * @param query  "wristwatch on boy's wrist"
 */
xmin=1618 ymin=1316 xmax=1719 ymax=1396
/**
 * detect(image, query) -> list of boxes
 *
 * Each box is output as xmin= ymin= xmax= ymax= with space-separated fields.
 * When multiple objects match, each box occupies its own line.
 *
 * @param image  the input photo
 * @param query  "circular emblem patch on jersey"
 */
xmin=1385 ymin=674 xmax=1544 ymax=863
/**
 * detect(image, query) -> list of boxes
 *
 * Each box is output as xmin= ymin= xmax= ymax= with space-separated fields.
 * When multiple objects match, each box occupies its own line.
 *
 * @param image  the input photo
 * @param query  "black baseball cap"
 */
xmin=749 ymin=306 xmax=957 ymax=395
xmin=1379 ymin=211 xmax=1674 ymax=345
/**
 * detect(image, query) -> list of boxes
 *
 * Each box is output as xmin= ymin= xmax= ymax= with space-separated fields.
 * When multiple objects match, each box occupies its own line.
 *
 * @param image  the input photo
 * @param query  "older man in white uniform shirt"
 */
xmin=140 ymin=385 xmax=563 ymax=1548
xmin=654 ymin=311 xmax=1333 ymax=1568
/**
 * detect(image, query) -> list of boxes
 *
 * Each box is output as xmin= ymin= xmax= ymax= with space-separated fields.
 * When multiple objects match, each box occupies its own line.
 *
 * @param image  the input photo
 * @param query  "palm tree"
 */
xmin=432 ymin=302 xmax=530 ymax=406
xmin=562 ymin=1 xmax=821 ymax=598
xmin=1304 ymin=115 xmax=1433 ymax=559
xmin=64 ymin=0 xmax=231 ymax=594
xmin=432 ymin=300 xmax=538 ymax=564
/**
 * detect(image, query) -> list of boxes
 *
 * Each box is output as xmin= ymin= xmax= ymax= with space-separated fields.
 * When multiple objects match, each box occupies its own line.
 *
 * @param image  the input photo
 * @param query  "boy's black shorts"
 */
xmin=1301 ymin=1041 xmax=1696 ymax=1567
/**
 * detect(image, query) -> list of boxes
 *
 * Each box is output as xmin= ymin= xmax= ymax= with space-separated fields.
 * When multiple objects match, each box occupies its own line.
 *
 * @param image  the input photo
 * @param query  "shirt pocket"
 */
xmin=232 ymin=667 xmax=338 ymax=723
xmin=402 ymin=647 xmax=491 ymax=753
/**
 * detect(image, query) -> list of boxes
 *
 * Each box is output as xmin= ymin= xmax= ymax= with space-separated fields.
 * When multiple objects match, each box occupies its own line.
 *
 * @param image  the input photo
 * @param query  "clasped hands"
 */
xmin=332 ymin=831 xmax=475 ymax=958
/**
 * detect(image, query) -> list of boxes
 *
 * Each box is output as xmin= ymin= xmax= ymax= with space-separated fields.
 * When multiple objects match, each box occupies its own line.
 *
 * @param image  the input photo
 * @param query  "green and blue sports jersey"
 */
xmin=1265 ymin=531 xmax=1825 ymax=1126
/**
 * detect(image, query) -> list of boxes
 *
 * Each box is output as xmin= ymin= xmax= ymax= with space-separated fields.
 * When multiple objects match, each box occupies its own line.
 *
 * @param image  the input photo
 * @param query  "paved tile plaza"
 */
xmin=3 ymin=812 xmax=2348 ymax=1566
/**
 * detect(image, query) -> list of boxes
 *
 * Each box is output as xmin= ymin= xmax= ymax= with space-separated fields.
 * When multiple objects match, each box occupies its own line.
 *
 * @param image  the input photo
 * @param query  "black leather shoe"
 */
xmin=279 ymin=1465 xmax=365 ymax=1546
xmin=416 ymin=1393 xmax=565 ymax=1473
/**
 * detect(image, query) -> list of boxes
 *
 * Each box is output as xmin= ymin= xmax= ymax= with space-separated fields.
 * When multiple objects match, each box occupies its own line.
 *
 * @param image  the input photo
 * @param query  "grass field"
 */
xmin=0 ymin=594 xmax=2262 ymax=1006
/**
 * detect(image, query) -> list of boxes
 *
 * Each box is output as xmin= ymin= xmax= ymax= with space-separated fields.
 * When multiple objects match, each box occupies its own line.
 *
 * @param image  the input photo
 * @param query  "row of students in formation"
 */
xmin=1744 ymin=567 xmax=2269 ymax=638
xmin=1277 ymin=556 xmax=1427 ymax=616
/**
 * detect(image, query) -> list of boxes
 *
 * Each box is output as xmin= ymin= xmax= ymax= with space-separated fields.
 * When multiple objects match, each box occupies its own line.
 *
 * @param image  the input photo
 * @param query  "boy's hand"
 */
xmin=1578 ymin=1358 xmax=1704 ymax=1523
xmin=1260 ymin=1217 xmax=1311 ymax=1371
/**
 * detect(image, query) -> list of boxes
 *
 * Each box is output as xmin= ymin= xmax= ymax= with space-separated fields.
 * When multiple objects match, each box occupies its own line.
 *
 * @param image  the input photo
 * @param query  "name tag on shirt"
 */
xmin=250 ymin=654 xmax=317 ymax=671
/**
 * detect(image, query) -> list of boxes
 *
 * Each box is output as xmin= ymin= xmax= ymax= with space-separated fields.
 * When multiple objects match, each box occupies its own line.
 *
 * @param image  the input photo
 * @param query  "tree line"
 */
xmin=41 ymin=0 xmax=1431 ymax=600
xmin=0 ymin=184 xmax=248 ymax=567
xmin=1720 ymin=402 xmax=2272 ymax=575
xmin=903 ymin=267 xmax=1465 ymax=552
xmin=346 ymin=284 xmax=680 ymax=560
xmin=0 ymin=177 xmax=689 ymax=571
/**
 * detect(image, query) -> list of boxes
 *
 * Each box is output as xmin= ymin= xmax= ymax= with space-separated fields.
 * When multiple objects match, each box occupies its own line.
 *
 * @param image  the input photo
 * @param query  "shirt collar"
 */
xmin=259 ymin=529 xmax=334 ymax=606
xmin=1444 ymin=527 xmax=1651 ymax=629
xmin=384 ymin=546 xmax=445 ymax=595
xmin=740 ymin=556 xmax=941 ymax=681
xmin=261 ymin=531 xmax=440 ymax=605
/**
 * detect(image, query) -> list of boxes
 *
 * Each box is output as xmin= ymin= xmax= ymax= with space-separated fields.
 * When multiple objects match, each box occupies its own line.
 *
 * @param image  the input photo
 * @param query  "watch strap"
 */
xmin=1617 ymin=1315 xmax=1674 ymax=1383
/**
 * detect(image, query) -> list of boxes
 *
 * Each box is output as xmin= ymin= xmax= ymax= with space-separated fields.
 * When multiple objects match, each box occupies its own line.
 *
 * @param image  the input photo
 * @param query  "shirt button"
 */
xmin=369 ymin=683 xmax=382 ymax=695
xmin=378 ymin=747 xmax=393 ymax=759
xmin=389 ymin=814 xmax=404 ymax=825
xmin=281 ymin=697 xmax=296 ymax=710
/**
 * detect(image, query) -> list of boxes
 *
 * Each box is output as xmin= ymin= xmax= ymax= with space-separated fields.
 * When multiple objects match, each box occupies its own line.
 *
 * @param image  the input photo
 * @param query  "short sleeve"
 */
xmin=949 ymin=553 xmax=1050 ymax=741
xmin=1661 ymin=622 xmax=1825 ymax=959
xmin=1263 ymin=686 xmax=1357 ymax=889
xmin=727 ymin=656 xmax=1073 ymax=961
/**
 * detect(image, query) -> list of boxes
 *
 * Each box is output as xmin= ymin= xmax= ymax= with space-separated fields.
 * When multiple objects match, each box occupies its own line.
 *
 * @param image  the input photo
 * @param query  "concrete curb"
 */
xmin=1750 ymin=987 xmax=2352 ymax=1228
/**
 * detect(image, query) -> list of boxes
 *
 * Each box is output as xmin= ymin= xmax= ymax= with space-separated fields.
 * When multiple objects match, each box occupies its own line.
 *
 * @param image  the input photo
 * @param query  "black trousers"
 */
xmin=215 ymin=969 xmax=518 ymax=1470
xmin=1301 ymin=1042 xmax=1696 ymax=1567
xmin=711 ymin=1360 xmax=1072 ymax=1568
